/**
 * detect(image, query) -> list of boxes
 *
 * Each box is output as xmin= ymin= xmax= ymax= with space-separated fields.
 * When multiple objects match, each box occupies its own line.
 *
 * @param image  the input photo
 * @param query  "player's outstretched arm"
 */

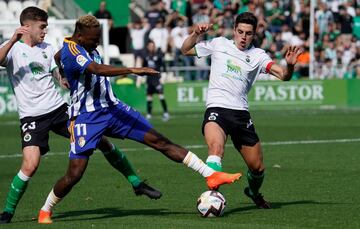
xmin=181 ymin=23 xmax=212 ymax=56
xmin=0 ymin=26 xmax=30 ymax=65
xmin=86 ymin=62 xmax=159 ymax=77
xmin=269 ymin=46 xmax=303 ymax=81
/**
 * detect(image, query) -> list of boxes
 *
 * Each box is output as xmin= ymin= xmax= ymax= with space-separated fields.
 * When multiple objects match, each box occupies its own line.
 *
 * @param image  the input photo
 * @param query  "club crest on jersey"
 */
xmin=23 ymin=133 xmax=32 ymax=142
xmin=246 ymin=55 xmax=250 ymax=62
xmin=42 ymin=51 xmax=48 ymax=59
xmin=76 ymin=55 xmax=87 ymax=66
xmin=78 ymin=136 xmax=86 ymax=147
xmin=209 ymin=112 xmax=218 ymax=121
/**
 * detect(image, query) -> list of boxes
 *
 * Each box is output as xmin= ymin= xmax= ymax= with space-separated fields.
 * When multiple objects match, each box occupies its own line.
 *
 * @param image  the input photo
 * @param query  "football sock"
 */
xmin=246 ymin=170 xmax=264 ymax=196
xmin=3 ymin=170 xmax=30 ymax=214
xmin=183 ymin=151 xmax=214 ymax=177
xmin=102 ymin=145 xmax=142 ymax=187
xmin=160 ymin=98 xmax=168 ymax=113
xmin=147 ymin=100 xmax=153 ymax=115
xmin=41 ymin=189 xmax=61 ymax=212
xmin=206 ymin=155 xmax=223 ymax=172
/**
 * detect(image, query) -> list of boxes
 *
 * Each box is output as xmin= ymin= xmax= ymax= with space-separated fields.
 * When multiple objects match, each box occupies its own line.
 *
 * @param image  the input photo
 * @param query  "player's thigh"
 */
xmin=20 ymin=116 xmax=52 ymax=155
xmin=238 ymin=142 xmax=264 ymax=171
xmin=51 ymin=104 xmax=71 ymax=138
xmin=21 ymin=146 xmax=41 ymax=176
xmin=204 ymin=122 xmax=227 ymax=157
xmin=68 ymin=113 xmax=107 ymax=156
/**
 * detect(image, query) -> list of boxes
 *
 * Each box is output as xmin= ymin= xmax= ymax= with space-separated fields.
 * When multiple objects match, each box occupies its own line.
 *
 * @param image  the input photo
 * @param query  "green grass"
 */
xmin=0 ymin=109 xmax=360 ymax=228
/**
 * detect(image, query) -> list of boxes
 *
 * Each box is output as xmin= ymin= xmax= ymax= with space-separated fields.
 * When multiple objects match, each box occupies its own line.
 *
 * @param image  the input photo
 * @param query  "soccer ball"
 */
xmin=197 ymin=190 xmax=226 ymax=217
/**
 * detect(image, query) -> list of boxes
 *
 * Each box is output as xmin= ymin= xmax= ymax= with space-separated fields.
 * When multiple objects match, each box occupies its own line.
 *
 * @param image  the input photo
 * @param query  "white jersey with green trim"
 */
xmin=0 ymin=40 xmax=64 ymax=119
xmin=195 ymin=37 xmax=274 ymax=111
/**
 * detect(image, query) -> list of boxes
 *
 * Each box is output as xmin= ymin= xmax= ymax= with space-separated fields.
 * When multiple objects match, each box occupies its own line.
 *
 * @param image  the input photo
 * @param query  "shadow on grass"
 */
xmin=224 ymin=200 xmax=343 ymax=216
xmin=51 ymin=207 xmax=189 ymax=222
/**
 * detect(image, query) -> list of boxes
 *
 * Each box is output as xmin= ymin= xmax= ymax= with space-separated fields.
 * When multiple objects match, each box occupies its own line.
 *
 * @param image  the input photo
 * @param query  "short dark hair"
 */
xmin=234 ymin=12 xmax=258 ymax=32
xmin=20 ymin=7 xmax=48 ymax=25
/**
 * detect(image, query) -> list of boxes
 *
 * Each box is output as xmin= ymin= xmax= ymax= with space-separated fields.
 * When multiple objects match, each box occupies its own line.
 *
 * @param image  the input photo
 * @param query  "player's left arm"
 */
xmin=51 ymin=49 xmax=70 ymax=89
xmin=269 ymin=46 xmax=303 ymax=81
xmin=85 ymin=62 xmax=159 ymax=77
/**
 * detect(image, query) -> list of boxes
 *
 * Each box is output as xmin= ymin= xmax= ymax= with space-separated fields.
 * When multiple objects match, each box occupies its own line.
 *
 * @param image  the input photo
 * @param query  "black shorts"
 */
xmin=146 ymin=83 xmax=164 ymax=95
xmin=19 ymin=103 xmax=70 ymax=155
xmin=202 ymin=107 xmax=259 ymax=149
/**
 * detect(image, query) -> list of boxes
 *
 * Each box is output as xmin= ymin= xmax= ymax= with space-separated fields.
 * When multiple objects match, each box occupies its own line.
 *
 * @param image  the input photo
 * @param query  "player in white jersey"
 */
xmin=0 ymin=7 xmax=161 ymax=224
xmin=181 ymin=12 xmax=303 ymax=209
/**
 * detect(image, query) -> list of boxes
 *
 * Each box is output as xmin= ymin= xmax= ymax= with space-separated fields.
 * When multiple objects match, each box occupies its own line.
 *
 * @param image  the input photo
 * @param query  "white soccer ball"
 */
xmin=197 ymin=190 xmax=226 ymax=217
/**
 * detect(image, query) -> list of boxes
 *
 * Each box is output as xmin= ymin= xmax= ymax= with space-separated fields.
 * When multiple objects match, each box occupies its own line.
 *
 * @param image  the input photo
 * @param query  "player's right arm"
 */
xmin=181 ymin=23 xmax=213 ymax=56
xmin=0 ymin=26 xmax=30 ymax=66
xmin=86 ymin=62 xmax=159 ymax=77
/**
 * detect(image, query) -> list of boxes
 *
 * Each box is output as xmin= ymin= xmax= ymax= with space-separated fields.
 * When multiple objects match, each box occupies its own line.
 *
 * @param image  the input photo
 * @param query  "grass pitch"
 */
xmin=0 ymin=109 xmax=359 ymax=228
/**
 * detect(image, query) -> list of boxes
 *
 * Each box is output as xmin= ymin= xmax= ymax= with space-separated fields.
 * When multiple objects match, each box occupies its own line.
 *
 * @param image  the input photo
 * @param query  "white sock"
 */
xmin=206 ymin=155 xmax=222 ymax=167
xmin=183 ymin=151 xmax=215 ymax=177
xmin=41 ymin=189 xmax=61 ymax=212
xmin=18 ymin=170 xmax=31 ymax=181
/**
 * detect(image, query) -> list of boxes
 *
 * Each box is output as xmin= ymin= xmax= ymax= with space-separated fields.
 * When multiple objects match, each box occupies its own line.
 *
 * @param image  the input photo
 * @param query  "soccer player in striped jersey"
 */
xmin=181 ymin=12 xmax=303 ymax=209
xmin=37 ymin=15 xmax=241 ymax=224
xmin=0 ymin=7 xmax=161 ymax=224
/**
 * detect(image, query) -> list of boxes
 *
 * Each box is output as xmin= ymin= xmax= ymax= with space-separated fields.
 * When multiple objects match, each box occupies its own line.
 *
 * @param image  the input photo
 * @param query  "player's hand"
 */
xmin=132 ymin=67 xmax=159 ymax=76
xmin=285 ymin=46 xmax=303 ymax=65
xmin=10 ymin=26 xmax=31 ymax=43
xmin=59 ymin=77 xmax=70 ymax=89
xmin=193 ymin=23 xmax=213 ymax=35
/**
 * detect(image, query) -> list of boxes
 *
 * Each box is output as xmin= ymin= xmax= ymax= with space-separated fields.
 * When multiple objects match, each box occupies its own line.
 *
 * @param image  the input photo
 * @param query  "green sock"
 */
xmin=3 ymin=174 xmax=29 ymax=214
xmin=206 ymin=162 xmax=223 ymax=172
xmin=102 ymin=146 xmax=142 ymax=187
xmin=246 ymin=170 xmax=264 ymax=196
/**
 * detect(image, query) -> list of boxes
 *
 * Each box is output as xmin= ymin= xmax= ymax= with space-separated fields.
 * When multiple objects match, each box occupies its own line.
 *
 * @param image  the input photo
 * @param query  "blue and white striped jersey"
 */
xmin=61 ymin=38 xmax=119 ymax=118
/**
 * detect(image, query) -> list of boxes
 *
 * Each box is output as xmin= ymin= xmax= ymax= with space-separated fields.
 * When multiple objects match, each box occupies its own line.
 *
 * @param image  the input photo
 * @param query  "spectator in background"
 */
xmin=315 ymin=2 xmax=333 ymax=39
xmin=170 ymin=17 xmax=193 ymax=80
xmin=128 ymin=20 xmax=150 ymax=67
xmin=192 ymin=4 xmax=210 ymax=24
xmin=145 ymin=0 xmax=166 ymax=29
xmin=141 ymin=40 xmax=170 ymax=121
xmin=337 ymin=5 xmax=353 ymax=45
xmin=265 ymin=1 xmax=285 ymax=33
xmin=94 ymin=1 xmax=113 ymax=28
xmin=353 ymin=8 xmax=360 ymax=40
xmin=149 ymin=18 xmax=169 ymax=54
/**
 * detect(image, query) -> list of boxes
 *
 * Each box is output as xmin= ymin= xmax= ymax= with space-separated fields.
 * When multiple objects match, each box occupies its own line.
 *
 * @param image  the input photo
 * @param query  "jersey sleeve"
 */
xmin=48 ymin=45 xmax=58 ymax=72
xmin=63 ymin=43 xmax=93 ymax=74
xmin=259 ymin=52 xmax=274 ymax=74
xmin=194 ymin=38 xmax=217 ymax=58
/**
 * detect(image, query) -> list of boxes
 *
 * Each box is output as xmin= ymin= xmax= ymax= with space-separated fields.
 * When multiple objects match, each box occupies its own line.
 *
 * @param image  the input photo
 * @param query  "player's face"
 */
xmin=25 ymin=20 xmax=48 ymax=44
xmin=79 ymin=27 xmax=101 ymax=52
xmin=233 ymin=23 xmax=254 ymax=51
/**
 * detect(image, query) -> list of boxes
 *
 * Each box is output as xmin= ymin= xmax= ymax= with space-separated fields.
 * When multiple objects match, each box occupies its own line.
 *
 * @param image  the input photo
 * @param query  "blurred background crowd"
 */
xmin=0 ymin=0 xmax=359 ymax=80
xmin=127 ymin=0 xmax=360 ymax=80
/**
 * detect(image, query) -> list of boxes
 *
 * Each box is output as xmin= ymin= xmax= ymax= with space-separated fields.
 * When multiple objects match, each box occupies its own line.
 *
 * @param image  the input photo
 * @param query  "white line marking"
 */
xmin=1 ymin=138 xmax=359 ymax=159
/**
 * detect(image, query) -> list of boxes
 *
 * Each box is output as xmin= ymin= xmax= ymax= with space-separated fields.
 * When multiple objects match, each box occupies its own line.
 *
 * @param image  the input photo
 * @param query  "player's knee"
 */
xmin=21 ymin=163 xmax=39 ymax=177
xmin=66 ymin=170 xmax=84 ymax=185
xmin=208 ymin=143 xmax=224 ymax=157
xmin=249 ymin=162 xmax=265 ymax=173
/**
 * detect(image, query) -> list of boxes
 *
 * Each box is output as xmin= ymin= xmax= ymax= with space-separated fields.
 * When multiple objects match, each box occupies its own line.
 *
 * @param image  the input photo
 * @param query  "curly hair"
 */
xmin=74 ymin=15 xmax=100 ymax=33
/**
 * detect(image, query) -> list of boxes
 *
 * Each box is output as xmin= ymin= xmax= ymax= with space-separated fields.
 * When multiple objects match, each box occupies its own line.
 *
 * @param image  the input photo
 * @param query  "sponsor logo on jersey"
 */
xmin=23 ymin=132 xmax=32 ymax=142
xmin=42 ymin=51 xmax=48 ymax=59
xmin=78 ymin=136 xmax=86 ymax=147
xmin=21 ymin=53 xmax=27 ymax=58
xmin=246 ymin=55 xmax=250 ymax=63
xmin=76 ymin=55 xmax=88 ymax=66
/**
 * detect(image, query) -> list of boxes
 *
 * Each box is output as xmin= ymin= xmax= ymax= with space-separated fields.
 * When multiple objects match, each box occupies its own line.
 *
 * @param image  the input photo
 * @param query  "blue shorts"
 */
xmin=68 ymin=103 xmax=152 ymax=159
